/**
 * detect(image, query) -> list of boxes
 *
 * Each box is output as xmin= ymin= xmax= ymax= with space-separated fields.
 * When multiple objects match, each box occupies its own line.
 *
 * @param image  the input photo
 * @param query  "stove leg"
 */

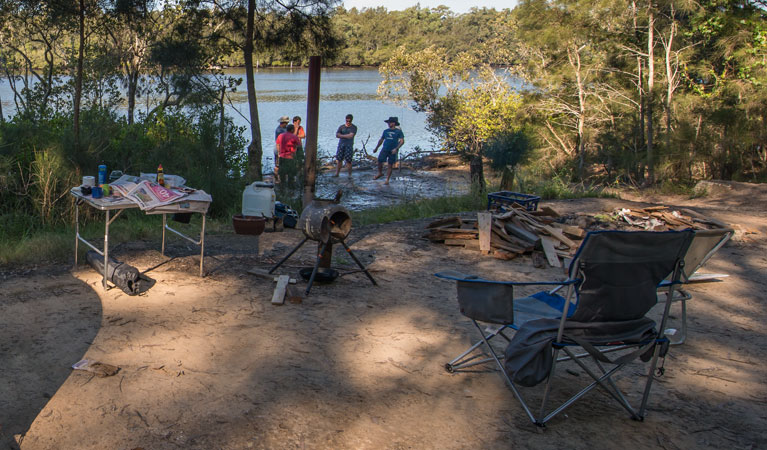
xmin=306 ymin=239 xmax=332 ymax=295
xmin=269 ymin=236 xmax=309 ymax=274
xmin=340 ymin=239 xmax=377 ymax=286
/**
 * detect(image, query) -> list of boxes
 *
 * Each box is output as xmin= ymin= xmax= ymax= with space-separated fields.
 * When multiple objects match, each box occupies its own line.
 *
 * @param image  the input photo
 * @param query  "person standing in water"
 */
xmin=372 ymin=116 xmax=404 ymax=185
xmin=333 ymin=114 xmax=357 ymax=177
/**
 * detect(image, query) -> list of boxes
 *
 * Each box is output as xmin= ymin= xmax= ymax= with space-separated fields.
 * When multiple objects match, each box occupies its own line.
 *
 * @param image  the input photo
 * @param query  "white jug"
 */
xmin=242 ymin=182 xmax=275 ymax=218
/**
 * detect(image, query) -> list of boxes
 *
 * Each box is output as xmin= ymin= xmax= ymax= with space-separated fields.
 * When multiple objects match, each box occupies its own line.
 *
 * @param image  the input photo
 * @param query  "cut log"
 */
xmin=492 ymin=250 xmax=517 ymax=260
xmin=427 ymin=216 xmax=462 ymax=229
xmin=478 ymin=212 xmax=492 ymax=253
xmin=531 ymin=251 xmax=547 ymax=269
xmin=540 ymin=237 xmax=562 ymax=268
xmin=271 ymin=275 xmax=290 ymax=305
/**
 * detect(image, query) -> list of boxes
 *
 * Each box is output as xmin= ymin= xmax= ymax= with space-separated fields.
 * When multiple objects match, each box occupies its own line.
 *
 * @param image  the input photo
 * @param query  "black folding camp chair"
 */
xmin=658 ymin=227 xmax=732 ymax=345
xmin=436 ymin=230 xmax=694 ymax=426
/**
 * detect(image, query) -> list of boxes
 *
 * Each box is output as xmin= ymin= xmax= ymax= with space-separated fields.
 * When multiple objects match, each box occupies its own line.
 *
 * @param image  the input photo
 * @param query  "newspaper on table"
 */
xmin=111 ymin=174 xmax=184 ymax=210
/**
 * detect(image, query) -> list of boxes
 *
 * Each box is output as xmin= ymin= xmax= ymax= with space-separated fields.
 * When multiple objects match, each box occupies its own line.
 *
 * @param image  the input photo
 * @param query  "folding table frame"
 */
xmin=71 ymin=189 xmax=209 ymax=290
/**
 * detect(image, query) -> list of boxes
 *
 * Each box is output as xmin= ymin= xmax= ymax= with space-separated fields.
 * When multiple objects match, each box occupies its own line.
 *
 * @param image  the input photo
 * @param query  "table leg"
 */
xmin=162 ymin=213 xmax=167 ymax=256
xmin=103 ymin=210 xmax=110 ymax=289
xmin=74 ymin=201 xmax=79 ymax=269
xmin=199 ymin=214 xmax=206 ymax=277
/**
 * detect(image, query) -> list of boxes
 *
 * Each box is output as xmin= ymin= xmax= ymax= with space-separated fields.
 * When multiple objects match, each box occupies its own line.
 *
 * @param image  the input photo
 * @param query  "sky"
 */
xmin=341 ymin=0 xmax=515 ymax=15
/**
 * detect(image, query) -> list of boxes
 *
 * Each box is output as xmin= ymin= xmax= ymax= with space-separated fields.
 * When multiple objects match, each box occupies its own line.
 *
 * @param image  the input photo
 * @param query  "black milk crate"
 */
xmin=487 ymin=191 xmax=541 ymax=212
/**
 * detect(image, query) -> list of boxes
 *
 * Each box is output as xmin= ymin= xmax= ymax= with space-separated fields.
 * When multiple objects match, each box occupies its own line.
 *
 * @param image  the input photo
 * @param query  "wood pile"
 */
xmin=424 ymin=204 xmax=729 ymax=268
xmin=614 ymin=206 xmax=727 ymax=231
xmin=423 ymin=205 xmax=584 ymax=268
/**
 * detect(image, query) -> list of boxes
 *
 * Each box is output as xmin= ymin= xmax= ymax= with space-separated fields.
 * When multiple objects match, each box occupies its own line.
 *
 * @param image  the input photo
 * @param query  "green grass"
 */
xmin=351 ymin=191 xmax=487 ymax=226
xmin=0 ymin=210 xmax=236 ymax=267
xmin=1 ymin=178 xmax=621 ymax=267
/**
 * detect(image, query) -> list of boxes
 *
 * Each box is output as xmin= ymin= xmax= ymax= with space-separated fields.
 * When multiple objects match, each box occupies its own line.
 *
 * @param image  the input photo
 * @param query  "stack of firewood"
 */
xmin=424 ymin=203 xmax=729 ymax=268
xmin=423 ymin=205 xmax=584 ymax=267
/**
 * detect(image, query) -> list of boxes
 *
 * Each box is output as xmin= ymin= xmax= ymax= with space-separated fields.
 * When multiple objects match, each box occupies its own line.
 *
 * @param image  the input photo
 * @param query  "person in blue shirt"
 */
xmin=372 ymin=116 xmax=404 ymax=185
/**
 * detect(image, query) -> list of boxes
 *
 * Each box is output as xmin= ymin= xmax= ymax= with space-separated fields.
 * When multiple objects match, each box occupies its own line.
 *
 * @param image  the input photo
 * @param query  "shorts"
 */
xmin=336 ymin=143 xmax=354 ymax=163
xmin=378 ymin=148 xmax=398 ymax=165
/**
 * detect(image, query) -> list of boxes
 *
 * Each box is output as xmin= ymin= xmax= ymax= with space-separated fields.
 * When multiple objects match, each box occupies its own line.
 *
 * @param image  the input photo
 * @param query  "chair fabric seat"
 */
xmin=513 ymin=292 xmax=573 ymax=327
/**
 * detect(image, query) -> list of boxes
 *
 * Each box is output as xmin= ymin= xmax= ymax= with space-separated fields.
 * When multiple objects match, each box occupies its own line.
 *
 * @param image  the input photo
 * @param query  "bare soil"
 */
xmin=1 ymin=178 xmax=766 ymax=449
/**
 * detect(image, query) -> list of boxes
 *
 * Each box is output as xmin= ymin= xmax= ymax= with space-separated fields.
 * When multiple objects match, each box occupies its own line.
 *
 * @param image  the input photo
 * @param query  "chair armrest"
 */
xmin=434 ymin=271 xmax=579 ymax=287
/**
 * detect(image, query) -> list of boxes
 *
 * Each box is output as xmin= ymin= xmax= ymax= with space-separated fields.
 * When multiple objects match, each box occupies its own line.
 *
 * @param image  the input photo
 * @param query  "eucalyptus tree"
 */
xmin=186 ymin=0 xmax=339 ymax=181
xmin=379 ymin=46 xmax=523 ymax=192
xmin=0 ymin=0 xmax=71 ymax=120
xmin=99 ymin=0 xmax=159 ymax=124
xmin=513 ymin=0 xmax=618 ymax=180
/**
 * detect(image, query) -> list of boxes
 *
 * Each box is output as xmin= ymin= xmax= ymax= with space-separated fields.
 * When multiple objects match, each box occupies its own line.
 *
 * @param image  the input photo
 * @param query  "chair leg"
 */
xmin=471 ymin=320 xmax=539 ymax=425
xmin=445 ymin=324 xmax=510 ymax=372
xmin=540 ymin=351 xmax=634 ymax=424
xmin=638 ymin=343 xmax=665 ymax=419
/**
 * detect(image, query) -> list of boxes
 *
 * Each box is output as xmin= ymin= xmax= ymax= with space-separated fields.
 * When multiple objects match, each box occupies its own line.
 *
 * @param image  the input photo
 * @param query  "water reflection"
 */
xmin=0 ymin=68 xmax=433 ymax=171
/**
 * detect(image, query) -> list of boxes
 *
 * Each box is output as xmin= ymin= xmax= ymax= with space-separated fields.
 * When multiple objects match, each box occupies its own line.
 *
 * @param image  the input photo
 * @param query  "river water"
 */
xmin=0 ymin=68 xmax=432 ymax=170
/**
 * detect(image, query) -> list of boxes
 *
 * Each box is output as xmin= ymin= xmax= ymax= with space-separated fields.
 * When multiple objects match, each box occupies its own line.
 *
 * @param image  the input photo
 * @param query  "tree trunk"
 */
xmin=303 ymin=56 xmax=322 ymax=208
xmin=218 ymin=86 xmax=226 ymax=152
xmin=73 ymin=0 xmax=85 ymax=150
xmin=499 ymin=166 xmax=515 ymax=191
xmin=645 ymin=9 xmax=655 ymax=185
xmin=664 ymin=10 xmax=676 ymax=159
xmin=244 ymin=0 xmax=263 ymax=181
xmin=469 ymin=152 xmax=486 ymax=193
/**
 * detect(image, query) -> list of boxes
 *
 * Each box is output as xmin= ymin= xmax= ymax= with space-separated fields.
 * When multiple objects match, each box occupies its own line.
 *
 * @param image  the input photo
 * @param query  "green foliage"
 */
xmin=485 ymin=130 xmax=532 ymax=171
xmin=0 ymin=105 xmax=247 ymax=242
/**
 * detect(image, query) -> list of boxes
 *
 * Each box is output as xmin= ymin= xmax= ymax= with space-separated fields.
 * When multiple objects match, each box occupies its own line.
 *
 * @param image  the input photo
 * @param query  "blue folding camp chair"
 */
xmin=436 ymin=230 xmax=694 ymax=426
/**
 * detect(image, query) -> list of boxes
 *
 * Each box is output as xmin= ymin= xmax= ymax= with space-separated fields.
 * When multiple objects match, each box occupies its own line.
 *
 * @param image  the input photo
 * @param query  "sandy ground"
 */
xmin=1 ymin=178 xmax=766 ymax=449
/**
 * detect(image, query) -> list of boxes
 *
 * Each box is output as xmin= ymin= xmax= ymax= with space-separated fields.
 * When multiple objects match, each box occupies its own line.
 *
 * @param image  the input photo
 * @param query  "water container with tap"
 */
xmin=242 ymin=181 xmax=275 ymax=218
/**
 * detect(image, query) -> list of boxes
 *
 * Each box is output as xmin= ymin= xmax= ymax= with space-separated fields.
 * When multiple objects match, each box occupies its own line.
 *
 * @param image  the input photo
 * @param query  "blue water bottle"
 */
xmin=98 ymin=165 xmax=107 ymax=185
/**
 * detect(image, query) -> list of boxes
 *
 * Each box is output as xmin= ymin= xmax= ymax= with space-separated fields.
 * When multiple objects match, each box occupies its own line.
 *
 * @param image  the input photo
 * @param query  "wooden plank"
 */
xmin=540 ymin=237 xmax=562 ymax=268
xmin=491 ymin=233 xmax=526 ymax=253
xmin=504 ymin=221 xmax=540 ymax=243
xmin=478 ymin=212 xmax=492 ymax=253
xmin=541 ymin=225 xmax=578 ymax=248
xmin=271 ymin=275 xmax=290 ymax=305
xmin=532 ymin=206 xmax=560 ymax=217
xmin=444 ymin=239 xmax=469 ymax=246
xmin=248 ymin=268 xmax=296 ymax=284
xmin=550 ymin=222 xmax=586 ymax=239
xmin=424 ymin=230 xmax=478 ymax=241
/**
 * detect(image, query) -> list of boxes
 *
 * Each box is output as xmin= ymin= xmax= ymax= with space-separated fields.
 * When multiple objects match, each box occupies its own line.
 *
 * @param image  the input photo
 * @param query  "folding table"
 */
xmin=70 ymin=187 xmax=212 ymax=290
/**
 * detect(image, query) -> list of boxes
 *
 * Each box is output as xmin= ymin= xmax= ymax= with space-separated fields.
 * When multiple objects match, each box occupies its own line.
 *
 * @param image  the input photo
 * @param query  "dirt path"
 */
xmin=1 ymin=181 xmax=766 ymax=449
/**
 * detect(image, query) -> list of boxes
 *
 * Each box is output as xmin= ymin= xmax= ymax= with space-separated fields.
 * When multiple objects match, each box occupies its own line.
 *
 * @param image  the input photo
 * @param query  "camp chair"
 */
xmin=436 ymin=230 xmax=693 ymax=426
xmin=658 ymin=227 xmax=732 ymax=345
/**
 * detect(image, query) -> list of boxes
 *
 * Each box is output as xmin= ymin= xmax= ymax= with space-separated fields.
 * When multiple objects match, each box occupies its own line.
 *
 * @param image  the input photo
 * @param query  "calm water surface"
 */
xmin=0 ymin=68 xmax=432 ymax=170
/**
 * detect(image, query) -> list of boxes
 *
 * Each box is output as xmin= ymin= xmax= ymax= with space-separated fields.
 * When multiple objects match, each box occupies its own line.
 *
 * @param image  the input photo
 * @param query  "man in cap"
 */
xmin=333 ymin=114 xmax=357 ymax=177
xmin=372 ymin=116 xmax=404 ymax=185
xmin=274 ymin=116 xmax=290 ymax=182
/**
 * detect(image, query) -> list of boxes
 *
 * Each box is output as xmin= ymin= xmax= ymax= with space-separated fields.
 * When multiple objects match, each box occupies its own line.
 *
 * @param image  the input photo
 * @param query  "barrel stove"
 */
xmin=298 ymin=199 xmax=352 ymax=244
xmin=269 ymin=195 xmax=376 ymax=295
